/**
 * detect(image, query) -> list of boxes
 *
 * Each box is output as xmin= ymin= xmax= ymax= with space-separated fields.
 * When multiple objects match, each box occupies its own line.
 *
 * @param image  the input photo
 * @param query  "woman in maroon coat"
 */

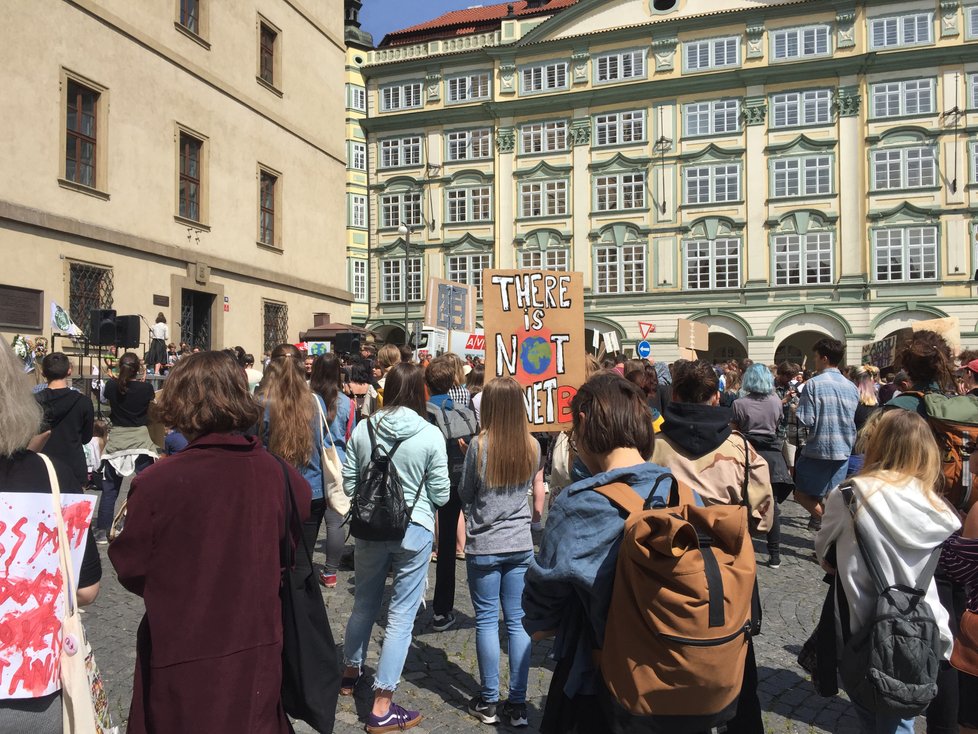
xmin=109 ymin=351 xmax=311 ymax=734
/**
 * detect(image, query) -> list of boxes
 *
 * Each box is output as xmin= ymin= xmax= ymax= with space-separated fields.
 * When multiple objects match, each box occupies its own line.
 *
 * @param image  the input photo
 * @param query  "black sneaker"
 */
xmin=807 ymin=516 xmax=822 ymax=531
xmin=431 ymin=613 xmax=456 ymax=632
xmin=468 ymin=696 xmax=499 ymax=724
xmin=767 ymin=552 xmax=782 ymax=569
xmin=502 ymin=700 xmax=528 ymax=728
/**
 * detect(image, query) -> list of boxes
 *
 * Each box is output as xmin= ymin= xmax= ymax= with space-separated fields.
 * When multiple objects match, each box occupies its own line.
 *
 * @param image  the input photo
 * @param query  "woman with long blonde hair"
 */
xmin=815 ymin=409 xmax=960 ymax=734
xmin=258 ymin=344 xmax=320 ymax=579
xmin=459 ymin=377 xmax=542 ymax=727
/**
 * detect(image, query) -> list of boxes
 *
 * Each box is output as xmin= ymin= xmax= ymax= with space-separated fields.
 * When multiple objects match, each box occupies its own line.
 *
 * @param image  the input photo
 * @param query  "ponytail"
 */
xmin=116 ymin=352 xmax=141 ymax=395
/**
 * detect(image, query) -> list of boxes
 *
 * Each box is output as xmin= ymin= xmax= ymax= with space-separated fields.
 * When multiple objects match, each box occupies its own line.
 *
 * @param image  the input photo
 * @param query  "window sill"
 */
xmin=593 ymin=76 xmax=648 ymax=86
xmin=256 ymin=76 xmax=283 ymax=98
xmin=58 ymin=178 xmax=110 ymax=200
xmin=444 ymin=220 xmax=494 ymax=226
xmin=767 ymin=193 xmax=837 ymax=203
xmin=174 ymin=21 xmax=210 ymax=49
xmin=683 ymin=131 xmax=743 ymax=142
xmin=870 ymin=186 xmax=942 ymax=196
xmin=379 ymin=106 xmax=424 ymax=114
xmin=444 ymin=157 xmax=494 ymax=165
xmin=680 ymin=200 xmax=744 ymax=209
xmin=770 ymin=53 xmax=832 ymax=64
xmin=591 ymin=207 xmax=650 ymax=215
xmin=377 ymin=164 xmax=424 ymax=173
xmin=768 ymin=121 xmax=835 ymax=134
xmin=516 ymin=214 xmax=571 ymax=222
xmin=682 ymin=64 xmax=742 ymax=75
xmin=867 ymin=111 xmax=938 ymax=126
xmin=516 ymin=149 xmax=572 ymax=160
xmin=444 ymin=97 xmax=492 ymax=106
xmin=257 ymin=241 xmax=283 ymax=253
xmin=174 ymin=214 xmax=210 ymax=231
xmin=592 ymin=140 xmax=650 ymax=152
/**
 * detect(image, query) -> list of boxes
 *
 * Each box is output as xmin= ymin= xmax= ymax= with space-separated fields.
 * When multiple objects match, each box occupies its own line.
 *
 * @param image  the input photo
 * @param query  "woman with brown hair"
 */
xmin=258 ymin=343 xmax=323 ymax=582
xmin=460 ymin=377 xmax=543 ymax=727
xmin=96 ymin=351 xmax=157 ymax=542
xmin=109 ymin=351 xmax=311 ymax=733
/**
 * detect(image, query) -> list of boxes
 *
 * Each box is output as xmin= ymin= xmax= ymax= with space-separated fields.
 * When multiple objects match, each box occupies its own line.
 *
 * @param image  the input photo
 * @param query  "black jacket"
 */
xmin=35 ymin=387 xmax=94 ymax=484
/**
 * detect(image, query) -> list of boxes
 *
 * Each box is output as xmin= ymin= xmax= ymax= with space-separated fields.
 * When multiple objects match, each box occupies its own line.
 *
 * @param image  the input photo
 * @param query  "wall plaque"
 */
xmin=0 ymin=285 xmax=43 ymax=330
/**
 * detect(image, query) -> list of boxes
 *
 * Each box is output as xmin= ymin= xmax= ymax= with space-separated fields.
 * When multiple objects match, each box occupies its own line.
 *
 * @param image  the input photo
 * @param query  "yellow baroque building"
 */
xmin=347 ymin=0 xmax=978 ymax=364
xmin=1 ymin=0 xmax=351 ymax=358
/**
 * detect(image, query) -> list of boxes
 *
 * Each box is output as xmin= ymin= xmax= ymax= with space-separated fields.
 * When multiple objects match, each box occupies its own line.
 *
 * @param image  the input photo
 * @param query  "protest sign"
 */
xmin=483 ymin=270 xmax=585 ymax=430
xmin=424 ymin=278 xmax=476 ymax=333
xmin=0 ymin=492 xmax=96 ymax=698
xmin=677 ymin=319 xmax=709 ymax=352
xmin=861 ymin=336 xmax=897 ymax=369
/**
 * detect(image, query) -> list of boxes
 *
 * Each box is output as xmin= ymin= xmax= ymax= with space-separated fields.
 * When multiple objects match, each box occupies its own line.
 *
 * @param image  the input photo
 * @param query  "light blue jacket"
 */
xmin=342 ymin=407 xmax=450 ymax=534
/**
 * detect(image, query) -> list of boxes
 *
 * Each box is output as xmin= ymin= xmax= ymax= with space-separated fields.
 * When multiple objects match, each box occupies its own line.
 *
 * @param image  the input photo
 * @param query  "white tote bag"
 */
xmin=314 ymin=395 xmax=350 ymax=516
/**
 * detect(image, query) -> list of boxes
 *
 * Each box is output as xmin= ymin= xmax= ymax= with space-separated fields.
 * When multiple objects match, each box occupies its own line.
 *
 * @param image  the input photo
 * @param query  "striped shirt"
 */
xmin=796 ymin=367 xmax=859 ymax=461
xmin=941 ymin=532 xmax=978 ymax=613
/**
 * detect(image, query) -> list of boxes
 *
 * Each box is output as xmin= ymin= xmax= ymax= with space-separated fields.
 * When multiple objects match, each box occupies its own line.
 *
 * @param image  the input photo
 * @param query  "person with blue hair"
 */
xmin=732 ymin=363 xmax=793 ymax=568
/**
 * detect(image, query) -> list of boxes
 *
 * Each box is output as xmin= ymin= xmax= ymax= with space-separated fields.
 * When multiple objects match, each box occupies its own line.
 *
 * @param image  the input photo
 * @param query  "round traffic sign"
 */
xmin=636 ymin=340 xmax=652 ymax=359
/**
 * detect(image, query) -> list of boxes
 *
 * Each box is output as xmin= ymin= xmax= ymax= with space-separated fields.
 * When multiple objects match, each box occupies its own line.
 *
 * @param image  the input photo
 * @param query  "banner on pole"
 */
xmin=483 ymin=270 xmax=585 ymax=431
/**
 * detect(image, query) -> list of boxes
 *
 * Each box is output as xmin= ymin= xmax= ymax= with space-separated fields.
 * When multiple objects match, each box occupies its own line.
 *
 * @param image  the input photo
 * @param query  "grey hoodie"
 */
xmin=342 ymin=406 xmax=450 ymax=534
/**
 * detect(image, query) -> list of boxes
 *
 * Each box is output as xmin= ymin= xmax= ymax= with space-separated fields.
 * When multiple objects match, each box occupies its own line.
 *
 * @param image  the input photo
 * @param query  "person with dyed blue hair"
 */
xmin=732 ymin=363 xmax=793 ymax=568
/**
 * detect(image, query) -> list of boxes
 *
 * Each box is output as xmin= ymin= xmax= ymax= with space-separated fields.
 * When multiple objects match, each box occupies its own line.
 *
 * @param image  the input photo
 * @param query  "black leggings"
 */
xmin=97 ymin=456 xmax=154 ymax=531
xmin=766 ymin=503 xmax=781 ymax=557
xmin=433 ymin=486 xmax=461 ymax=617
xmin=926 ymin=573 xmax=966 ymax=734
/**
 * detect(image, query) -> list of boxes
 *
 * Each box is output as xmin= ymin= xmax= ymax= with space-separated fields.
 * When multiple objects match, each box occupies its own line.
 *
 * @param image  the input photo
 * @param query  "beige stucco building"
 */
xmin=0 ymin=0 xmax=351 ymax=359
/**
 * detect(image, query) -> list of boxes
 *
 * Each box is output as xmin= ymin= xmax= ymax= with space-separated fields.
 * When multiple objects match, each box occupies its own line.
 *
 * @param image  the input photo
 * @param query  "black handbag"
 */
xmin=797 ymin=571 xmax=840 ymax=697
xmin=276 ymin=458 xmax=341 ymax=733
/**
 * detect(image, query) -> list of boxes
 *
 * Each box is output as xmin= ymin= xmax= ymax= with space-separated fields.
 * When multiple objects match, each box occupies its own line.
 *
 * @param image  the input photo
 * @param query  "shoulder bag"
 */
xmin=313 ymin=395 xmax=350 ymax=517
xmin=40 ymin=454 xmax=118 ymax=734
xmin=275 ymin=457 xmax=341 ymax=733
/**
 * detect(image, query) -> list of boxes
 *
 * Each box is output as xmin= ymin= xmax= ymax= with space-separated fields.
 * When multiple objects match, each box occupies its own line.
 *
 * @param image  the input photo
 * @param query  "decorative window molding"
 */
xmin=446 ymin=185 xmax=492 ymax=224
xmin=872 ymin=226 xmax=938 ymax=282
xmin=571 ymin=118 xmax=591 ymax=147
xmin=496 ymin=127 xmax=515 ymax=154
xmin=966 ymin=5 xmax=978 ymax=39
xmin=446 ymin=252 xmax=493 ymax=298
xmin=380 ymin=190 xmax=423 ymax=228
xmin=745 ymin=23 xmax=765 ymax=59
xmin=770 ymin=155 xmax=833 ymax=198
xmin=593 ymin=225 xmax=646 ymax=295
xmin=350 ymin=259 xmax=367 ymax=302
xmin=520 ymin=120 xmax=569 ymax=154
xmin=684 ymin=236 xmax=741 ymax=290
xmin=593 ymin=110 xmax=645 ymax=147
xmin=350 ymin=194 xmax=367 ymax=229
xmin=835 ymin=86 xmax=862 ymax=117
xmin=743 ymin=98 xmax=767 ymax=126
xmin=519 ymin=179 xmax=569 ymax=218
xmin=571 ymin=48 xmax=590 ymax=84
xmin=425 ymin=71 xmax=442 ymax=103
xmin=347 ymin=84 xmax=366 ymax=111
xmin=594 ymin=172 xmax=646 ymax=212
xmin=350 ymin=141 xmax=366 ymax=170
xmin=941 ymin=0 xmax=960 ymax=37
xmin=652 ymin=37 xmax=678 ymax=72
xmin=380 ymin=136 xmax=422 ymax=169
xmin=380 ymin=253 xmax=424 ymax=302
xmin=871 ymin=145 xmax=937 ymax=190
xmin=684 ymin=163 xmax=741 ymax=204
xmin=837 ymin=10 xmax=857 ymax=48
xmin=446 ymin=72 xmax=491 ymax=104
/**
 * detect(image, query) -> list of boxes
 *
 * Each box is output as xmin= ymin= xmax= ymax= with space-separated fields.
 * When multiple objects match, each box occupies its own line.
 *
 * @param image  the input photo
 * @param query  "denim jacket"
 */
xmin=522 ymin=461 xmax=682 ymax=700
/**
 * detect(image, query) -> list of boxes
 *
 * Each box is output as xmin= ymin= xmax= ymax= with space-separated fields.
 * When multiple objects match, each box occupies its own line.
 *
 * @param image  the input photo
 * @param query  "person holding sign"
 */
xmin=0 ymin=340 xmax=101 ymax=732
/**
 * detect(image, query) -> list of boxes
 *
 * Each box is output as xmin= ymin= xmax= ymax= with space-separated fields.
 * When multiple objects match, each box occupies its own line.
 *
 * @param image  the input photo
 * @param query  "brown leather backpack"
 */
xmin=592 ymin=479 xmax=756 ymax=731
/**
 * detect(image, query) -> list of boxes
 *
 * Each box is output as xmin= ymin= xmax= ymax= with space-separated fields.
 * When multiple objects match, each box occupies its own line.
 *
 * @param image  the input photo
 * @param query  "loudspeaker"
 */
xmin=115 ymin=315 xmax=140 ymax=348
xmin=332 ymin=333 xmax=361 ymax=355
xmin=88 ymin=309 xmax=117 ymax=346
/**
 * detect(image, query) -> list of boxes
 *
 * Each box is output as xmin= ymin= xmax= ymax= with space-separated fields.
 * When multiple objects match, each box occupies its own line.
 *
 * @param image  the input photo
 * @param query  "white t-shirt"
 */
xmin=149 ymin=322 xmax=169 ymax=340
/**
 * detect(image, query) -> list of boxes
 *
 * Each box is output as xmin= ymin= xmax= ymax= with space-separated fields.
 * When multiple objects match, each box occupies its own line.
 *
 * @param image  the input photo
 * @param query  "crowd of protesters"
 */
xmin=4 ymin=329 xmax=978 ymax=734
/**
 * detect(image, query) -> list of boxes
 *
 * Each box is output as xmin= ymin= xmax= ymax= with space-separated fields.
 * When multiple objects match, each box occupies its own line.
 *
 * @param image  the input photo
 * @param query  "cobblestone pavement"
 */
xmin=83 ymin=490 xmax=926 ymax=733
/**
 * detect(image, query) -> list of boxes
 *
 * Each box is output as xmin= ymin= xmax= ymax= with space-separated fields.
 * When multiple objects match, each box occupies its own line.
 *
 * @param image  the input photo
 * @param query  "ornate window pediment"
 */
xmin=588 ymin=152 xmax=652 ymax=173
xmin=678 ymin=142 xmax=744 ymax=163
xmin=684 ymin=216 xmax=743 ymax=241
xmin=765 ymin=134 xmax=837 ymax=155
xmin=513 ymin=160 xmax=573 ymax=180
xmin=768 ymin=210 xmax=837 ymax=235
xmin=516 ymin=229 xmax=570 ymax=250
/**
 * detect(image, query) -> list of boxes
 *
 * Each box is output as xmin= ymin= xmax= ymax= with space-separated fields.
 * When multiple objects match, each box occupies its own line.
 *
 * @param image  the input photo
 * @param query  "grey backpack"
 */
xmin=837 ymin=483 xmax=942 ymax=717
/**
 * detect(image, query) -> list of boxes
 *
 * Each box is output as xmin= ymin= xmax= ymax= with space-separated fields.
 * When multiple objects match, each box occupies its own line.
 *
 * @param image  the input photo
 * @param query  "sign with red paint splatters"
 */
xmin=0 ymin=492 xmax=95 ymax=699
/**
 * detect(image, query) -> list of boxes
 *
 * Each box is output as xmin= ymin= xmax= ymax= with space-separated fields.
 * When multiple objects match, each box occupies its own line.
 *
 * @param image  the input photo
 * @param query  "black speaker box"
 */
xmin=332 ymin=333 xmax=361 ymax=355
xmin=115 ymin=315 xmax=140 ymax=348
xmin=88 ymin=309 xmax=117 ymax=346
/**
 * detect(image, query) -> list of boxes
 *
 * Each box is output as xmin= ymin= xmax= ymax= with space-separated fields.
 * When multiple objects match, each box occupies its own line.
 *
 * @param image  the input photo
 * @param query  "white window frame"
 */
xmin=350 ymin=194 xmax=367 ymax=228
xmin=520 ymin=249 xmax=569 ymax=270
xmin=972 ymin=141 xmax=978 ymax=184
xmin=868 ymin=13 xmax=933 ymax=50
xmin=969 ymin=6 xmax=978 ymax=39
xmin=519 ymin=180 xmax=568 ymax=218
xmin=771 ymin=155 xmax=832 ymax=198
xmin=771 ymin=25 xmax=831 ymax=61
xmin=684 ymin=239 xmax=742 ymax=290
xmin=594 ymin=49 xmax=646 ymax=83
xmin=446 ymin=186 xmax=492 ymax=224
xmin=380 ymin=82 xmax=423 ymax=112
xmin=380 ymin=256 xmax=424 ymax=302
xmin=351 ymin=259 xmax=367 ymax=301
xmin=870 ymin=79 xmax=936 ymax=118
xmin=773 ymin=232 xmax=834 ymax=286
xmin=594 ymin=110 xmax=646 ymax=147
xmin=380 ymin=136 xmax=422 ymax=169
xmin=683 ymin=99 xmax=741 ymax=138
xmin=594 ymin=172 xmax=646 ymax=212
xmin=872 ymin=226 xmax=938 ymax=282
xmin=871 ymin=146 xmax=937 ymax=190
xmin=770 ymin=89 xmax=833 ymax=128
xmin=351 ymin=142 xmax=366 ymax=170
xmin=971 ymin=74 xmax=978 ymax=109
xmin=594 ymin=244 xmax=646 ymax=294
xmin=446 ymin=128 xmax=492 ymax=162
xmin=348 ymin=85 xmax=366 ymax=112
xmin=380 ymin=191 xmax=422 ymax=228
xmin=684 ymin=163 xmax=741 ymax=204
xmin=520 ymin=62 xmax=569 ymax=94
xmin=447 ymin=253 xmax=493 ymax=298
xmin=446 ymin=72 xmax=491 ymax=103
xmin=520 ymin=120 xmax=568 ymax=154
xmin=684 ymin=36 xmax=740 ymax=72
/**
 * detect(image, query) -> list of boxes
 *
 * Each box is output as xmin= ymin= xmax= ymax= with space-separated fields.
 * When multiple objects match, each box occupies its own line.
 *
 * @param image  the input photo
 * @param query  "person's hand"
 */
xmin=457 ymin=438 xmax=469 ymax=454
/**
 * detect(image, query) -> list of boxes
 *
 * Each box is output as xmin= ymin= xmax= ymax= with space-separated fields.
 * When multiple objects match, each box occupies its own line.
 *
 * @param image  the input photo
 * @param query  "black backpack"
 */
xmin=837 ymin=482 xmax=943 ymax=717
xmin=349 ymin=419 xmax=421 ymax=542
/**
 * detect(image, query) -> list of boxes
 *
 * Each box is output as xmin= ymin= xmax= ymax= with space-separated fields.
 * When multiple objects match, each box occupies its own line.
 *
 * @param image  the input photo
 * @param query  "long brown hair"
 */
xmin=310 ymin=353 xmax=342 ymax=423
xmin=116 ymin=352 xmax=141 ymax=395
xmin=479 ymin=377 xmax=537 ymax=488
xmin=381 ymin=362 xmax=426 ymax=417
xmin=259 ymin=343 xmax=313 ymax=466
xmin=857 ymin=409 xmax=944 ymax=509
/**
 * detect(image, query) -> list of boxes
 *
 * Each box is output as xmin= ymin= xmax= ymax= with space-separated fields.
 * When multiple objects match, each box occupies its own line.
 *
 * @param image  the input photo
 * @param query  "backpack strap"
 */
xmin=738 ymin=432 xmax=750 ymax=508
xmin=840 ymin=482 xmax=888 ymax=595
xmin=345 ymin=397 xmax=355 ymax=442
xmin=592 ymin=482 xmax=644 ymax=515
xmin=366 ymin=416 xmax=404 ymax=460
xmin=592 ymin=474 xmax=690 ymax=514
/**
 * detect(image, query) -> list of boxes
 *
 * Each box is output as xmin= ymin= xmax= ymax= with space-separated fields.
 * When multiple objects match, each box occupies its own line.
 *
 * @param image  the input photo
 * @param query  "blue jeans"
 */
xmin=342 ymin=522 xmax=433 ymax=691
xmin=854 ymin=705 xmax=915 ymax=734
xmin=466 ymin=550 xmax=533 ymax=704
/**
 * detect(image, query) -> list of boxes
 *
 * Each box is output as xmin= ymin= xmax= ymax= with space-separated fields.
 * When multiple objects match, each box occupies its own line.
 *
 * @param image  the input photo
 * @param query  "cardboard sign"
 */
xmin=913 ymin=317 xmax=961 ymax=355
xmin=0 ymin=492 xmax=96 ymax=699
xmin=483 ymin=270 xmax=585 ymax=430
xmin=861 ymin=336 xmax=898 ymax=369
xmin=677 ymin=319 xmax=709 ymax=352
xmin=423 ymin=278 xmax=476 ymax=334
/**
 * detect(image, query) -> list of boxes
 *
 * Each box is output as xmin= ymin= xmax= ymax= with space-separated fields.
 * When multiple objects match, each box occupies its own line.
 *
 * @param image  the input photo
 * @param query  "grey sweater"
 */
xmin=458 ymin=434 xmax=537 ymax=556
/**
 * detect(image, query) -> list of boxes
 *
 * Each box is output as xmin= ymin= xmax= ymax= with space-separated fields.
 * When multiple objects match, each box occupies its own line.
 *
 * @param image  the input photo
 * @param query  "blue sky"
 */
xmin=360 ymin=0 xmax=463 ymax=42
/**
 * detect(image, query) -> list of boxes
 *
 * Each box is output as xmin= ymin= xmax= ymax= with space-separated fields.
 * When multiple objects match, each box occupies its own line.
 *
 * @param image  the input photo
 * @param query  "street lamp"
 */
xmin=397 ymin=224 xmax=412 ymax=346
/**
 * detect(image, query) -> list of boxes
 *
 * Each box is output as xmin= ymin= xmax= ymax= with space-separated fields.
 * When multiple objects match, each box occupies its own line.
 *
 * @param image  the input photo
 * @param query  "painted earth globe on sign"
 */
xmin=519 ymin=336 xmax=552 ymax=376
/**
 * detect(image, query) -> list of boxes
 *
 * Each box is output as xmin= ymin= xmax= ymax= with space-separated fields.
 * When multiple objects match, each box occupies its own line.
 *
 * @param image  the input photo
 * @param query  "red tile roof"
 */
xmin=381 ymin=0 xmax=579 ymax=47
